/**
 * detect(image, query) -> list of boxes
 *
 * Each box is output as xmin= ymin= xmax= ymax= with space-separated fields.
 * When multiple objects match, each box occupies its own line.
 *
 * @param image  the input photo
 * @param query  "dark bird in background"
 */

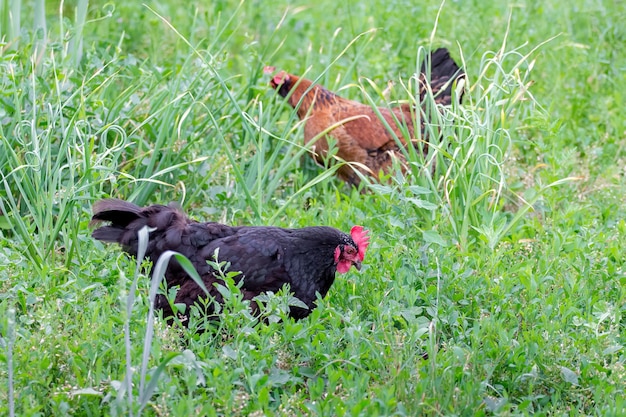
xmin=267 ymin=48 xmax=464 ymax=187
xmin=91 ymin=199 xmax=369 ymax=325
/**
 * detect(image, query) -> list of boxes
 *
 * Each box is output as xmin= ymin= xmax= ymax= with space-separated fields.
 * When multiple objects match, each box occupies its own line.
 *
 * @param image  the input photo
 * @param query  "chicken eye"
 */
xmin=345 ymin=246 xmax=356 ymax=255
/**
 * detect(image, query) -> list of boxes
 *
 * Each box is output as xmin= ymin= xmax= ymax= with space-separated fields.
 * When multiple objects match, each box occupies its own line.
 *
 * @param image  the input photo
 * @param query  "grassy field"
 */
xmin=1 ymin=0 xmax=625 ymax=415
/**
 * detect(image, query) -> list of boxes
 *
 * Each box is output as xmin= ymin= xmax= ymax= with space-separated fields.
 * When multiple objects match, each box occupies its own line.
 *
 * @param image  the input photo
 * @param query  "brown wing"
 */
xmin=302 ymin=100 xmax=414 ymax=184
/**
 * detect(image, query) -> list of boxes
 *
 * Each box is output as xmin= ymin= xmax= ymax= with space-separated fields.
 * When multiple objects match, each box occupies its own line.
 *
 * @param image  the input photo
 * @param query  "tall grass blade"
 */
xmin=0 ymin=0 xmax=21 ymax=48
xmin=137 ymin=249 xmax=208 ymax=413
xmin=121 ymin=225 xmax=152 ymax=416
xmin=33 ymin=0 xmax=46 ymax=67
xmin=137 ymin=250 xmax=208 ymax=412
xmin=68 ymin=0 xmax=89 ymax=67
xmin=11 ymin=0 xmax=20 ymax=39
xmin=5 ymin=306 xmax=16 ymax=417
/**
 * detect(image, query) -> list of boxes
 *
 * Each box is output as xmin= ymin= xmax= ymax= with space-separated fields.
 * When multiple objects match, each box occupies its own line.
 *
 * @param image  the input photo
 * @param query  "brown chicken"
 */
xmin=268 ymin=48 xmax=464 ymax=186
xmin=91 ymin=199 xmax=369 ymax=327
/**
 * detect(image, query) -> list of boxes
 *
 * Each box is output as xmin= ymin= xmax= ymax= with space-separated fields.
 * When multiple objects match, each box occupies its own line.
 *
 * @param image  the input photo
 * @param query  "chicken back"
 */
xmin=268 ymin=48 xmax=464 ymax=186
xmin=91 ymin=199 xmax=369 ymax=325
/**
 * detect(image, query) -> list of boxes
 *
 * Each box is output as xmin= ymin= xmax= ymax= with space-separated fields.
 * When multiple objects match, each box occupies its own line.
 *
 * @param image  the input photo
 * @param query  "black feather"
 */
xmin=420 ymin=48 xmax=465 ymax=103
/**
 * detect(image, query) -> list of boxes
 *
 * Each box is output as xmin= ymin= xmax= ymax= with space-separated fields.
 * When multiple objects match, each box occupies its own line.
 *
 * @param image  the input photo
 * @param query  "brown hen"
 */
xmin=268 ymin=48 xmax=464 ymax=186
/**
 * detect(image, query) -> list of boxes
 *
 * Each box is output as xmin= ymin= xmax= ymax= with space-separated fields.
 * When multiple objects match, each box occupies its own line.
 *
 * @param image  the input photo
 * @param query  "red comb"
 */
xmin=350 ymin=226 xmax=370 ymax=261
xmin=272 ymin=71 xmax=288 ymax=85
xmin=263 ymin=65 xmax=275 ymax=75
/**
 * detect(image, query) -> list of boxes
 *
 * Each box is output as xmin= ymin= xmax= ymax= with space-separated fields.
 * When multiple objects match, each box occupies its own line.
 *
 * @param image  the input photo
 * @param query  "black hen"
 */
xmin=91 ymin=199 xmax=369 ymax=324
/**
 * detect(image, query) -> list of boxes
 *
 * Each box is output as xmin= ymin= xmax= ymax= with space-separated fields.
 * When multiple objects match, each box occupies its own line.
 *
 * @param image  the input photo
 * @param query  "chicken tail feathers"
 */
xmin=91 ymin=198 xmax=192 ymax=259
xmin=91 ymin=199 xmax=143 ymax=226
xmin=425 ymin=48 xmax=461 ymax=79
xmin=421 ymin=48 xmax=465 ymax=104
xmin=90 ymin=199 xmax=147 ymax=246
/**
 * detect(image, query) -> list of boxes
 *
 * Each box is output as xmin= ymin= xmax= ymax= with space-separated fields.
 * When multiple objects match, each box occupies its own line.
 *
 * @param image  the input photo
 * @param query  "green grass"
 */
xmin=1 ymin=0 xmax=625 ymax=415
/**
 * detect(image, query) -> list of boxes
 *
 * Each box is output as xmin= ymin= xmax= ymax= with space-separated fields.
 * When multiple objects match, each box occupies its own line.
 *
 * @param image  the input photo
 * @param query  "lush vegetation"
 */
xmin=1 ymin=0 xmax=624 ymax=415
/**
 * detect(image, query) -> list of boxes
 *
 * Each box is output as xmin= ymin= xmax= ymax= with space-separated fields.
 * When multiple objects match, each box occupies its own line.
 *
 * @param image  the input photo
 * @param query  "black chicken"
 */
xmin=91 ymin=199 xmax=369 ymax=324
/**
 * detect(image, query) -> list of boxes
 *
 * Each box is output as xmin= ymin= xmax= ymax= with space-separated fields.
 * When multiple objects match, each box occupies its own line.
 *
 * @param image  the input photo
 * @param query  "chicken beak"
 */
xmin=353 ymin=260 xmax=362 ymax=271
